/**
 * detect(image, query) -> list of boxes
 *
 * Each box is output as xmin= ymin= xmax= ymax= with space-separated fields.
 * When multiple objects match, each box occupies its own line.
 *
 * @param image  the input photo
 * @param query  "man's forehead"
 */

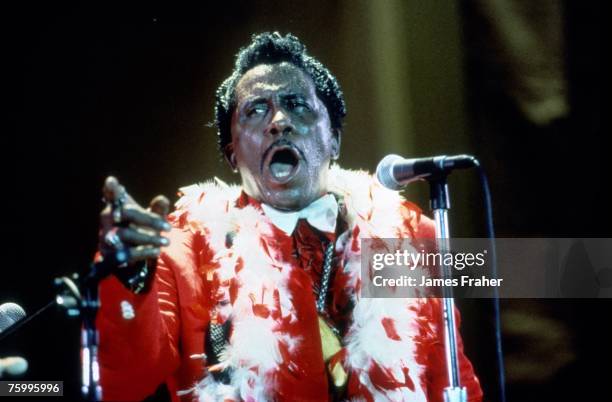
xmin=235 ymin=62 xmax=315 ymax=100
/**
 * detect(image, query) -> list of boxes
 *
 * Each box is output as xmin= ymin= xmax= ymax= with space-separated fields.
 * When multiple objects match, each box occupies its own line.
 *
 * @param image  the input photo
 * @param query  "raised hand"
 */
xmin=97 ymin=176 xmax=171 ymax=290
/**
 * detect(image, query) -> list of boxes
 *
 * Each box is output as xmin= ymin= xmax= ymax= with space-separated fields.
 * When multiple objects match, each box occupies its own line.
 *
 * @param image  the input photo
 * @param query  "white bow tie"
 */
xmin=261 ymin=194 xmax=338 ymax=235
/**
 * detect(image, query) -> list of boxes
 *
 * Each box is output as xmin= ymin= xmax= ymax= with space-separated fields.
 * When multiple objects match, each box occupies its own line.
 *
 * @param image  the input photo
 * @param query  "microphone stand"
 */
xmin=79 ymin=265 xmax=103 ymax=402
xmin=428 ymin=172 xmax=467 ymax=402
xmin=78 ymin=258 xmax=121 ymax=402
xmin=54 ymin=261 xmax=115 ymax=402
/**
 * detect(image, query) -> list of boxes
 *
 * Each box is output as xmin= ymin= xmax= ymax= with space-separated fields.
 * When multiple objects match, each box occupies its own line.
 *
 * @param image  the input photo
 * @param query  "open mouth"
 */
xmin=265 ymin=145 xmax=301 ymax=183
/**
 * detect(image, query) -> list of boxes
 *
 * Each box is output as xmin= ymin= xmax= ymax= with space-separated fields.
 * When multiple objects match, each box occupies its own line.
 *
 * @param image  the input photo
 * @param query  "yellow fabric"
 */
xmin=318 ymin=316 xmax=348 ymax=388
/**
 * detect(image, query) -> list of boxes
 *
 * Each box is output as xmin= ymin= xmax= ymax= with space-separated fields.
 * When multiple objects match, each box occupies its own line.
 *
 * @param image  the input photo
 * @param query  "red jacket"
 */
xmin=97 ymin=168 xmax=482 ymax=401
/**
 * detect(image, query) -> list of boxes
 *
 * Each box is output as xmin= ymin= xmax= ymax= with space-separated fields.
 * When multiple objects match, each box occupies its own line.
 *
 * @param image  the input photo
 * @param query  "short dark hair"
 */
xmin=214 ymin=32 xmax=347 ymax=152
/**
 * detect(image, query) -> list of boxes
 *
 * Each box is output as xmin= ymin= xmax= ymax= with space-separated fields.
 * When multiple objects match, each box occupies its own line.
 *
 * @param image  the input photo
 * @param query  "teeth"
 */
xmin=270 ymin=162 xmax=294 ymax=179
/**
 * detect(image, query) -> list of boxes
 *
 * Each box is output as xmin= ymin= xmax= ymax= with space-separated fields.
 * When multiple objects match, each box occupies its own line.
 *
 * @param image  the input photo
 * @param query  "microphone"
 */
xmin=0 ymin=303 xmax=26 ymax=333
xmin=0 ymin=356 xmax=28 ymax=377
xmin=0 ymin=303 xmax=28 ymax=378
xmin=376 ymin=154 xmax=477 ymax=190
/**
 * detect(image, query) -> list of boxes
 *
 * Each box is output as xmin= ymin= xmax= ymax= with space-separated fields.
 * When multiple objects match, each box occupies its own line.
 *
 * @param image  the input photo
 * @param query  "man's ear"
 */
xmin=223 ymin=144 xmax=238 ymax=172
xmin=331 ymin=128 xmax=341 ymax=161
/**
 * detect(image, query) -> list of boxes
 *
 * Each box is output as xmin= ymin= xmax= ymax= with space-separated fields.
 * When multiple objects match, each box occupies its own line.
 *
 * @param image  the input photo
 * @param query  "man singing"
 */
xmin=96 ymin=32 xmax=482 ymax=402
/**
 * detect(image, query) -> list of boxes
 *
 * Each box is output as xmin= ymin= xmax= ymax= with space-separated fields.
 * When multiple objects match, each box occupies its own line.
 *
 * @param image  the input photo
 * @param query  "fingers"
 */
xmin=99 ymin=176 xmax=172 ymax=274
xmin=128 ymin=246 xmax=162 ymax=263
xmin=149 ymin=195 xmax=170 ymax=218
xmin=117 ymin=227 xmax=169 ymax=247
xmin=102 ymin=176 xmax=140 ymax=209
xmin=102 ymin=176 xmax=126 ymax=205
xmin=101 ymin=176 xmax=170 ymax=232
xmin=121 ymin=206 xmax=171 ymax=232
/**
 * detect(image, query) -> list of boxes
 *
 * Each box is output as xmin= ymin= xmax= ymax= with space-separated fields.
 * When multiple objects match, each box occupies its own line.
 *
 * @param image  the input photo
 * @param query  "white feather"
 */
xmin=175 ymin=167 xmax=431 ymax=401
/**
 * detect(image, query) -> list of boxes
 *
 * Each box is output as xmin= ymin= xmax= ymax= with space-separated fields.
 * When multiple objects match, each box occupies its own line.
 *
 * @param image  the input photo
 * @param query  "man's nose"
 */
xmin=267 ymin=109 xmax=293 ymax=136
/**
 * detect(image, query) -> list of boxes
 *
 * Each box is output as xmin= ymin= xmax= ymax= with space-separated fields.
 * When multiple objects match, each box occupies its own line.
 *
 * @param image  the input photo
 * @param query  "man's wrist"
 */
xmin=114 ymin=260 xmax=155 ymax=294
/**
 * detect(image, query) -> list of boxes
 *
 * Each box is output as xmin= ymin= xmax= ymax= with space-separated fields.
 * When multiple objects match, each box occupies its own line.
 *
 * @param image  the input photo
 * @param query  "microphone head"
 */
xmin=0 ymin=356 xmax=29 ymax=376
xmin=376 ymin=154 xmax=403 ymax=190
xmin=0 ymin=303 xmax=26 ymax=333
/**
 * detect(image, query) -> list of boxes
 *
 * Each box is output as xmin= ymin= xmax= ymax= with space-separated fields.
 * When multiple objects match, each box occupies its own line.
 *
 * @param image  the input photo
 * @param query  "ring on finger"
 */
xmin=114 ymin=248 xmax=129 ymax=268
xmin=104 ymin=228 xmax=124 ymax=249
xmin=112 ymin=207 xmax=123 ymax=224
xmin=111 ymin=189 xmax=127 ymax=223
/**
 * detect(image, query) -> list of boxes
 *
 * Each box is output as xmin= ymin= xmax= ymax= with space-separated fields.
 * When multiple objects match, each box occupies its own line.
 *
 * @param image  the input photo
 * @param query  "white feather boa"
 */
xmin=175 ymin=166 xmax=429 ymax=401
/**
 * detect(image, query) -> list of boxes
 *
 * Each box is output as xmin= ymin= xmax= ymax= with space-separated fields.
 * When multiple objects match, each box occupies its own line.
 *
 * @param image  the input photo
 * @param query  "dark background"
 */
xmin=2 ymin=2 xmax=609 ymax=401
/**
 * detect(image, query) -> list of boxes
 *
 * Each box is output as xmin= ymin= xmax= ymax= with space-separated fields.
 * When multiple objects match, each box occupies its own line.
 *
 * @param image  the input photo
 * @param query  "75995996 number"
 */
xmin=0 ymin=381 xmax=63 ymax=396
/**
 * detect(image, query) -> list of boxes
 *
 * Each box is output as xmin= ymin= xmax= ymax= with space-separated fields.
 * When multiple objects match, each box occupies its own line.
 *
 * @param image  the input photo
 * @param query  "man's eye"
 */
xmin=247 ymin=104 xmax=267 ymax=117
xmin=287 ymin=99 xmax=309 ymax=113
